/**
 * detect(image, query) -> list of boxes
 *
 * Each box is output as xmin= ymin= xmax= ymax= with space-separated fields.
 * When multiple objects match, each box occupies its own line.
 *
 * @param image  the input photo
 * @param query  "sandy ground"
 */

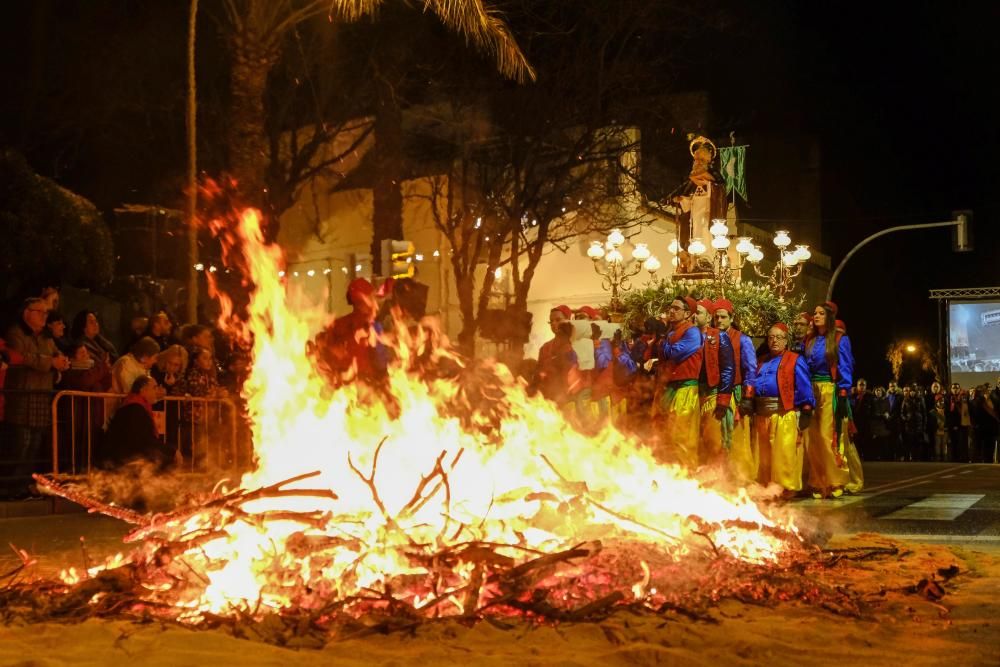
xmin=2 ymin=533 xmax=999 ymax=667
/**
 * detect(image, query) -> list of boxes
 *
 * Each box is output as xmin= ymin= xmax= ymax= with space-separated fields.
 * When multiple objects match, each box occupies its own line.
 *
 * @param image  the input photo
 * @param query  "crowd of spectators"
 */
xmin=0 ymin=287 xmax=248 ymax=499
xmin=850 ymin=379 xmax=1000 ymax=463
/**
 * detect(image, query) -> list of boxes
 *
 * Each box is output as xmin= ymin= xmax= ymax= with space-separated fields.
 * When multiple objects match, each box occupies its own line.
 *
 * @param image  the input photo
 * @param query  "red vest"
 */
xmin=724 ymin=327 xmax=743 ymax=385
xmin=667 ymin=321 xmax=702 ymax=382
xmin=776 ymin=351 xmax=800 ymax=412
xmin=702 ymin=326 xmax=721 ymax=387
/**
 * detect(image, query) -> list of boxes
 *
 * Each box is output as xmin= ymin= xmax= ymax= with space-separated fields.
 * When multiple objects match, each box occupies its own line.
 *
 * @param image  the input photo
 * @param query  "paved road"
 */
xmin=793 ymin=462 xmax=1000 ymax=545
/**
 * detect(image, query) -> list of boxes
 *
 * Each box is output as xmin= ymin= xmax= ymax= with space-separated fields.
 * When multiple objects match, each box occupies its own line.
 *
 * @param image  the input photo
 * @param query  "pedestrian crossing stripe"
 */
xmin=882 ymin=494 xmax=985 ymax=521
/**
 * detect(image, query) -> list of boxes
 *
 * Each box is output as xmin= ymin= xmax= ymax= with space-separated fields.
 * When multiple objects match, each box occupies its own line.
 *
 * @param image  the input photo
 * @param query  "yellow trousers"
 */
xmin=728 ymin=385 xmax=756 ymax=482
xmin=844 ymin=438 xmax=865 ymax=494
xmin=805 ymin=382 xmax=850 ymax=491
xmin=699 ymin=392 xmax=725 ymax=466
xmin=586 ymin=397 xmax=628 ymax=428
xmin=754 ymin=410 xmax=804 ymax=492
xmin=661 ymin=383 xmax=700 ymax=469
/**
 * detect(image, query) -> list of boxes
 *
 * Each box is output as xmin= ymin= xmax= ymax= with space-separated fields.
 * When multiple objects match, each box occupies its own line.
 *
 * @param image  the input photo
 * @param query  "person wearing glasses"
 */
xmin=802 ymin=301 xmax=853 ymax=499
xmin=654 ymin=296 xmax=703 ymax=468
xmin=2 ymin=297 xmax=70 ymax=498
xmin=789 ymin=312 xmax=811 ymax=354
xmin=742 ymin=323 xmax=814 ymax=498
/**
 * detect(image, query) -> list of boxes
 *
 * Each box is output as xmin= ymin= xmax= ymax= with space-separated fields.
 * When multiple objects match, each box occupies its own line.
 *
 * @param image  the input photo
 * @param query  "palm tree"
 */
xmin=186 ymin=0 xmax=199 ymax=323
xmin=218 ymin=0 xmax=534 ymax=237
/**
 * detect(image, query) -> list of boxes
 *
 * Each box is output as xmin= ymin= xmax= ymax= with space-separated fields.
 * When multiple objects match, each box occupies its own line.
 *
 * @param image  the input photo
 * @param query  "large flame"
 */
xmin=63 ymin=207 xmax=801 ymax=619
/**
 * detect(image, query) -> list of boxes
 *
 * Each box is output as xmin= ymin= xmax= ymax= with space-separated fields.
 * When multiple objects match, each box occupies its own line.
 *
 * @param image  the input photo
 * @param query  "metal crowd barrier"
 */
xmin=49 ymin=390 xmax=240 ymax=475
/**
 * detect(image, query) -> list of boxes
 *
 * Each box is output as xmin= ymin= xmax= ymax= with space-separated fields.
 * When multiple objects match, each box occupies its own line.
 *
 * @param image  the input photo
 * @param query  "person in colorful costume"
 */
xmin=656 ymin=296 xmax=703 ymax=468
xmin=790 ymin=312 xmax=811 ymax=354
xmin=743 ymin=323 xmax=815 ymax=497
xmin=695 ymin=299 xmax=734 ymax=466
xmin=589 ymin=323 xmax=637 ymax=426
xmin=834 ymin=319 xmax=865 ymax=494
xmin=714 ymin=299 xmax=757 ymax=481
xmin=535 ymin=305 xmax=585 ymax=418
xmin=802 ymin=301 xmax=853 ymax=498
xmin=316 ymin=278 xmax=389 ymax=387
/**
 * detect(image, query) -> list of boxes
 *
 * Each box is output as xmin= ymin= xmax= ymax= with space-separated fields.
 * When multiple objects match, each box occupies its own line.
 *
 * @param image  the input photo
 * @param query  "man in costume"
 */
xmin=714 ymin=299 xmax=757 ymax=481
xmin=695 ymin=298 xmax=734 ymax=467
xmin=315 ymin=278 xmax=388 ymax=386
xmin=802 ymin=301 xmax=853 ymax=498
xmin=535 ymin=305 xmax=584 ymax=417
xmin=656 ymin=296 xmax=703 ymax=467
xmin=743 ymin=323 xmax=815 ymax=498
xmin=589 ymin=322 xmax=637 ymax=426
xmin=790 ymin=312 xmax=811 ymax=354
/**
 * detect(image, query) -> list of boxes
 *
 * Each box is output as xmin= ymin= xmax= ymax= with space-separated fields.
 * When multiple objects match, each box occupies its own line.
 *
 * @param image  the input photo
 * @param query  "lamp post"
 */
xmin=588 ymin=229 xmax=661 ymax=313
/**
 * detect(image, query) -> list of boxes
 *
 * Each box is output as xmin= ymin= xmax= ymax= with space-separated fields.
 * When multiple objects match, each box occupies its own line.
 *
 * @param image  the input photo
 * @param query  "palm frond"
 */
xmin=423 ymin=0 xmax=536 ymax=83
xmin=329 ymin=0 xmax=385 ymax=22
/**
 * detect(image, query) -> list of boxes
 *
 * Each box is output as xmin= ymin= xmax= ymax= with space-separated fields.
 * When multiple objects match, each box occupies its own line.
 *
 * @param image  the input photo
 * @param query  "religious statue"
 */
xmin=666 ymin=134 xmax=729 ymax=274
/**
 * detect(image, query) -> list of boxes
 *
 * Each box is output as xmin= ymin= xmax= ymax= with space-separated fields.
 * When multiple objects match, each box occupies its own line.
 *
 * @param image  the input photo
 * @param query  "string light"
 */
xmin=194 ymin=263 xmax=204 ymax=271
xmin=306 ymin=269 xmax=315 ymax=277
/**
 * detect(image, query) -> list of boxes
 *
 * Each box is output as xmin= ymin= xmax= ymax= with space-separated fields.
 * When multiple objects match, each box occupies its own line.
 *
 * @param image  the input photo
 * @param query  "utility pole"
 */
xmin=827 ymin=211 xmax=972 ymax=301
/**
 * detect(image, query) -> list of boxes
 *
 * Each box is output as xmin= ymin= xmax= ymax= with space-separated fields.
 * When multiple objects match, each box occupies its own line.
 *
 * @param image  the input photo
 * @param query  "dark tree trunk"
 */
xmin=226 ymin=30 xmax=278 ymax=236
xmin=371 ymin=72 xmax=404 ymax=274
xmin=455 ymin=270 xmax=476 ymax=356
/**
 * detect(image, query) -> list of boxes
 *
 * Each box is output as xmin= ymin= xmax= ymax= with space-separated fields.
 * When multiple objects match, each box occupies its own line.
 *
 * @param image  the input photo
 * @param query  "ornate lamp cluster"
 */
xmin=663 ymin=219 xmax=811 ymax=300
xmin=587 ymin=229 xmax=661 ymax=311
xmin=738 ymin=228 xmax=811 ymax=301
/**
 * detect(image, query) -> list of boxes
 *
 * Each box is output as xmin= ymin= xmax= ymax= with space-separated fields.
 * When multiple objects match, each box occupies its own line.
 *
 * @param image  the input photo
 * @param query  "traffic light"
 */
xmin=380 ymin=239 xmax=415 ymax=279
xmin=952 ymin=210 xmax=973 ymax=252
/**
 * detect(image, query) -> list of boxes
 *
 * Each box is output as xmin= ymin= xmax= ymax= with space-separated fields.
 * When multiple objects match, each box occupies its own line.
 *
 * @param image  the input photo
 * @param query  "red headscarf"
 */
xmin=713 ymin=299 xmax=734 ymax=315
xmin=552 ymin=305 xmax=573 ymax=320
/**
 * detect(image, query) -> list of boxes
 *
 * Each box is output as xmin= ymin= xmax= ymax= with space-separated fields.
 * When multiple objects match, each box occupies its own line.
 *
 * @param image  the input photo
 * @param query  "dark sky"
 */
xmin=2 ymin=1 xmax=998 ymax=385
xmin=713 ymin=1 xmax=1000 ymax=385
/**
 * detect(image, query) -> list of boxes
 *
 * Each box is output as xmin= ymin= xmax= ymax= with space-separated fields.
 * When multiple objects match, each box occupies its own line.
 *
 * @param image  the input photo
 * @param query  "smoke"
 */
xmin=60 ymin=460 xmax=233 ymax=514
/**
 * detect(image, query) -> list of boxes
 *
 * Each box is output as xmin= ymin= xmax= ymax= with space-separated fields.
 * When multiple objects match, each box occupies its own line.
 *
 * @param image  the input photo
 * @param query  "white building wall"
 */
xmin=278 ymin=180 xmax=679 ymax=361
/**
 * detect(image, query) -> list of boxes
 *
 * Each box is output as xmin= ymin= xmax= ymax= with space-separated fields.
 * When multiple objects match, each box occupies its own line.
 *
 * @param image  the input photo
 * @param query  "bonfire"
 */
xmin=0 ymin=205 xmax=950 ymax=644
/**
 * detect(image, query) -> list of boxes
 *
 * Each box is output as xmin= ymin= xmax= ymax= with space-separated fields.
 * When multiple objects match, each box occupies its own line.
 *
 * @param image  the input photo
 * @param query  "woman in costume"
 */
xmin=802 ymin=302 xmax=852 ymax=498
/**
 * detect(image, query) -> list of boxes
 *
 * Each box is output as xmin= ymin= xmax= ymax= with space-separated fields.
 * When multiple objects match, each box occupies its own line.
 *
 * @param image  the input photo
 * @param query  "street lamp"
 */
xmin=589 ymin=229 xmax=661 ymax=313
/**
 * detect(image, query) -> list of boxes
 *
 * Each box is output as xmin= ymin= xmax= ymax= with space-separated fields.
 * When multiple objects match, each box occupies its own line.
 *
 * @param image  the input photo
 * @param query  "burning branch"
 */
xmin=347 ymin=437 xmax=390 ymax=521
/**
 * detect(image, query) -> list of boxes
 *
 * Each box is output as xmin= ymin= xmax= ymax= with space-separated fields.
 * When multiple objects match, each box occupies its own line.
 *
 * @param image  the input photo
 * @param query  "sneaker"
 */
xmin=831 ymin=488 xmax=844 ymax=498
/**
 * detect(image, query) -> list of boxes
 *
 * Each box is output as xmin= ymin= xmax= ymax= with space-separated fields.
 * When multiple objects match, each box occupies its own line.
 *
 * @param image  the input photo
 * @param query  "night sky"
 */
xmin=2 ymin=1 xmax=998 ymax=385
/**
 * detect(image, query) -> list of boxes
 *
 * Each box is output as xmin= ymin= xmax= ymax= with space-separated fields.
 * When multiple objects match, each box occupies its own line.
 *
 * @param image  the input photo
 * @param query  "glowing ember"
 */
xmin=54 ymin=206 xmax=803 ymax=621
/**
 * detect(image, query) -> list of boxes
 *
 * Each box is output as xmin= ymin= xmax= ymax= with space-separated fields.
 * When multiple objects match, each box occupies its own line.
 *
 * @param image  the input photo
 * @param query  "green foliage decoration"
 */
xmin=0 ymin=151 xmax=114 ymax=297
xmin=616 ymin=278 xmax=805 ymax=338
